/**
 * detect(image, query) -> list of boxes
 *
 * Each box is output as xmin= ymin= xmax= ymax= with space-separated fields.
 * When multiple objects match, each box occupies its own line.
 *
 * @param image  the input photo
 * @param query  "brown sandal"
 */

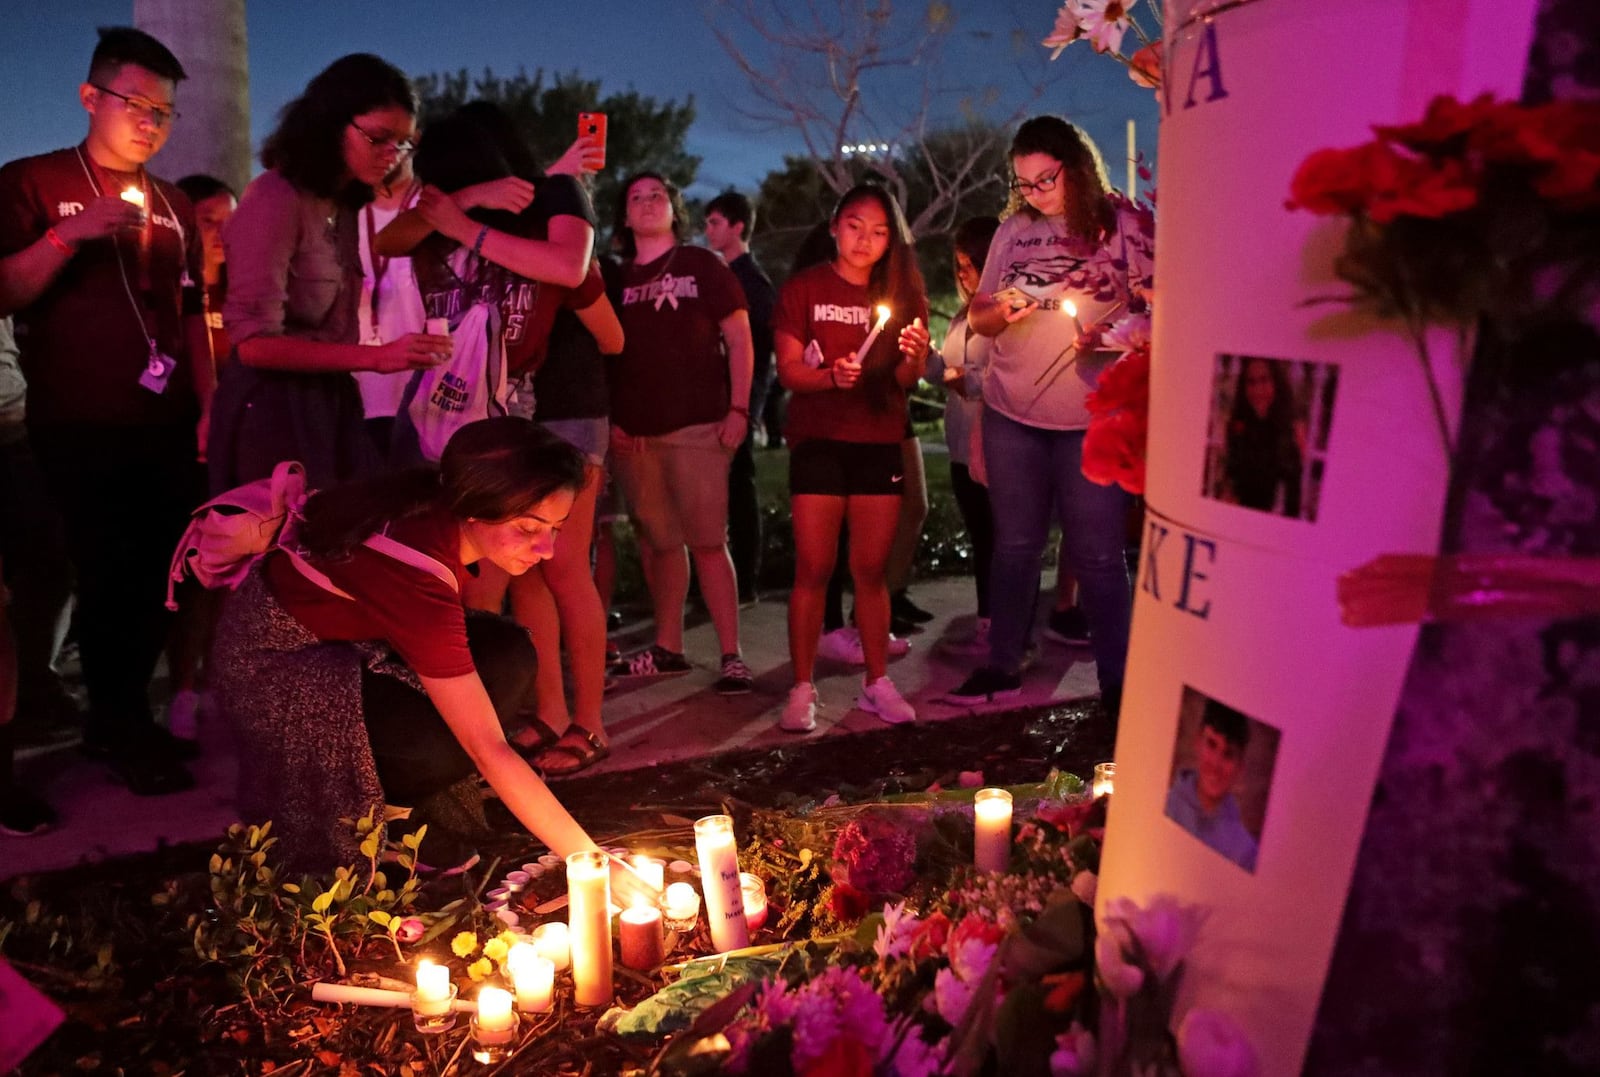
xmin=534 ymin=728 xmax=611 ymax=778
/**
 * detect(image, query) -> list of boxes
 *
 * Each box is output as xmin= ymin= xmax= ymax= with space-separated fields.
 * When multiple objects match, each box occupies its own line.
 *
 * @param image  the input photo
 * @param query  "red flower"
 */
xmin=911 ymin=911 xmax=952 ymax=961
xmin=1373 ymin=93 xmax=1504 ymax=151
xmin=1042 ymin=971 xmax=1089 ymax=1013
xmin=1365 ymin=156 xmax=1480 ymax=223
xmin=1082 ymin=408 xmax=1148 ymax=494
xmin=1128 ymin=42 xmax=1162 ymax=90
xmin=1285 ymin=142 xmax=1408 ymax=215
xmin=827 ymin=882 xmax=871 ymax=922
xmin=800 ymin=1036 xmax=875 ymax=1077
xmin=949 ymin=913 xmax=1007 ymax=957
xmin=1086 ymin=349 xmax=1150 ymax=416
xmin=1036 ymin=799 xmax=1095 ymax=837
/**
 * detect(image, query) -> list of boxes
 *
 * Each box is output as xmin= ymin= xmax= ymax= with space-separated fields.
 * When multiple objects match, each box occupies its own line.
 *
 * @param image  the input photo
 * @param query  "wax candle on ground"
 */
xmin=475 ymin=987 xmax=515 ymax=1032
xmin=507 ymin=943 xmax=554 ymax=1012
xmin=566 ymin=850 xmax=614 ymax=1007
xmin=630 ymin=854 xmax=665 ymax=892
xmin=529 ymin=921 xmax=570 ymax=971
xmin=694 ymin=815 xmax=750 ymax=952
xmin=663 ymin=882 xmax=700 ymax=925
xmin=1093 ymin=762 xmax=1116 ymax=799
xmin=740 ymin=873 xmax=768 ymax=931
xmin=413 ymin=960 xmax=451 ymax=1014
xmin=619 ymin=900 xmax=665 ymax=970
xmin=974 ymin=788 xmax=1013 ymax=873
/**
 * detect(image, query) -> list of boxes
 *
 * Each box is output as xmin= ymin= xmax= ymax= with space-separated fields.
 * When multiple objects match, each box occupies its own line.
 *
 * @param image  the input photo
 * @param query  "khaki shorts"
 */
xmin=610 ymin=420 xmax=732 ymax=550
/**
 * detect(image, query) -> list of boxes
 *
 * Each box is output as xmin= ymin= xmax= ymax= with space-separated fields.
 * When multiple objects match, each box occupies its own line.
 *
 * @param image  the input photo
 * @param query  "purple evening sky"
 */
xmin=1 ymin=1 xmax=1159 ymax=201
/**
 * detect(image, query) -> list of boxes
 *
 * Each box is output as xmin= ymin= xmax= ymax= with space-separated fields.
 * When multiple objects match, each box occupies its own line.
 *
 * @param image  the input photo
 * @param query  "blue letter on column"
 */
xmin=1184 ymin=23 xmax=1228 ymax=109
xmin=1142 ymin=520 xmax=1168 ymax=601
xmin=1176 ymin=534 xmax=1216 ymax=619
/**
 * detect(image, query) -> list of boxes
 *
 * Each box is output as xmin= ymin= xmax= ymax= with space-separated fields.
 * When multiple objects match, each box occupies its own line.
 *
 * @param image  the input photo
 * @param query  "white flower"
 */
xmin=1176 ymin=1009 xmax=1259 ymax=1077
xmin=1070 ymin=869 xmax=1098 ymax=907
xmin=1069 ymin=0 xmax=1132 ymax=55
xmin=932 ymin=966 xmax=978 ymax=1025
xmin=1102 ymin=312 xmax=1151 ymax=358
xmin=1049 ymin=1022 xmax=1097 ymax=1076
xmin=1094 ymin=931 xmax=1144 ymax=1000
xmin=1103 ymin=894 xmax=1206 ymax=981
xmin=874 ymin=901 xmax=920 ymax=962
xmin=948 ymin=935 xmax=998 ymax=984
xmin=1042 ymin=3 xmax=1087 ymax=59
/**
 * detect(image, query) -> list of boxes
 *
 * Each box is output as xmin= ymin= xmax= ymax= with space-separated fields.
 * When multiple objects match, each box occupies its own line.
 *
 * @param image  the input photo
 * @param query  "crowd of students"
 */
xmin=0 ymin=27 xmax=1150 ymax=863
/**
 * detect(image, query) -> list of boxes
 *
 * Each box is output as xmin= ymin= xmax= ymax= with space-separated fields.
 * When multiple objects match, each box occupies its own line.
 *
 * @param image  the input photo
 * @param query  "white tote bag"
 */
xmin=404 ymin=299 xmax=508 ymax=462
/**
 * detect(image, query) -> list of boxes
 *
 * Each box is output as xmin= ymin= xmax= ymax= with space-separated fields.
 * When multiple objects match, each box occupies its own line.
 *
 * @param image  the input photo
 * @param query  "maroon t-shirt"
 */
xmin=775 ymin=263 xmax=927 ymax=444
xmin=0 ymin=145 xmax=204 ymax=426
xmin=605 ymin=244 xmax=746 ymax=437
xmin=264 ymin=507 xmax=477 ymax=679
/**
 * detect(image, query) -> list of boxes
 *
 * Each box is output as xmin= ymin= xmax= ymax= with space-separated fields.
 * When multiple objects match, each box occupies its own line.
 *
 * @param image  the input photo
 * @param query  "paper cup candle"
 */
xmin=852 ymin=304 xmax=892 ymax=364
xmin=566 ymin=850 xmax=613 ymax=1008
xmin=973 ymin=787 xmax=1014 ymax=873
xmin=694 ymin=814 xmax=750 ymax=952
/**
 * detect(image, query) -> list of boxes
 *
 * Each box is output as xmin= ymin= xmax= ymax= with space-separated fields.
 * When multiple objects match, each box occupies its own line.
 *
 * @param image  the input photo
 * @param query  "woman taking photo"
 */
xmin=944 ymin=116 xmax=1153 ymax=717
xmin=210 ymin=417 xmax=653 ymax=902
xmin=210 ymin=53 xmax=448 ymax=491
xmin=774 ymin=184 xmax=931 ymax=733
xmin=605 ymin=172 xmax=754 ymax=695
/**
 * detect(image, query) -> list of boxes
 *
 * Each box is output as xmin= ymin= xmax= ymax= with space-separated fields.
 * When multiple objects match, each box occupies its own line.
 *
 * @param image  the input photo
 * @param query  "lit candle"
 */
xmin=529 ymin=921 xmax=570 ymax=971
xmin=1093 ymin=762 xmax=1116 ymax=799
xmin=630 ymin=854 xmax=665 ymax=893
xmin=506 ymin=943 xmax=554 ymax=1013
xmin=425 ymin=316 xmax=450 ymax=338
xmin=663 ymin=882 xmax=700 ymax=926
xmin=619 ymin=899 xmax=665 ymax=970
xmin=475 ymin=986 xmax=515 ymax=1032
xmin=694 ymin=815 xmax=750 ymax=953
xmin=413 ymin=960 xmax=452 ymax=1016
xmin=566 ymin=850 xmax=613 ymax=1008
xmin=120 ymin=186 xmax=146 ymax=209
xmin=740 ymin=873 xmax=768 ymax=932
xmin=973 ymin=788 xmax=1013 ymax=873
xmin=1061 ymin=298 xmax=1086 ymax=337
xmin=852 ymin=304 xmax=892 ymax=364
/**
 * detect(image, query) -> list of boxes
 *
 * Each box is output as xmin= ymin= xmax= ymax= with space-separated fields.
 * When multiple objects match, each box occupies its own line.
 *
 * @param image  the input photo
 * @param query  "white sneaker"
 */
xmin=857 ymin=675 xmax=916 ymax=725
xmin=817 ymin=627 xmax=865 ymax=664
xmin=780 ymin=682 xmax=818 ymax=733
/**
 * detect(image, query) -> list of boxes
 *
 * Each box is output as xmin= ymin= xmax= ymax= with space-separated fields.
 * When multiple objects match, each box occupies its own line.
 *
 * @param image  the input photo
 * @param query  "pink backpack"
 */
xmin=167 ymin=460 xmax=457 ymax=610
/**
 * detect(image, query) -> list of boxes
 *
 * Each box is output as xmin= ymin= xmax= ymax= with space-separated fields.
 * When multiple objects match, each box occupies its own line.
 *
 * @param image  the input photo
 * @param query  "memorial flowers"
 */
xmin=1043 ymin=0 xmax=1163 ymax=92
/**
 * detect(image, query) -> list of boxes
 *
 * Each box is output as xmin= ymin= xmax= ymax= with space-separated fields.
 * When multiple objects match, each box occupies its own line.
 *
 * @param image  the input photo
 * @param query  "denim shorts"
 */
xmin=540 ymin=417 xmax=610 ymax=467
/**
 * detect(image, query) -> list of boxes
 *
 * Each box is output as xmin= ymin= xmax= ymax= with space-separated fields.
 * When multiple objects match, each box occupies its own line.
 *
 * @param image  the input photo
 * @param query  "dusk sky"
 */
xmin=2 ymin=1 xmax=1160 ymax=202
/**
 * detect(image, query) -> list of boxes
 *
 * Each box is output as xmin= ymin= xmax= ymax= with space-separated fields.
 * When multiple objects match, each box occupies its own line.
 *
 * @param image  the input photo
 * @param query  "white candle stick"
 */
xmin=310 ymin=981 xmax=473 ymax=1011
xmin=852 ymin=304 xmax=892 ymax=364
xmin=566 ymin=850 xmax=614 ymax=1008
xmin=694 ymin=815 xmax=750 ymax=952
xmin=1061 ymin=298 xmax=1086 ymax=337
xmin=973 ymin=788 xmax=1013 ymax=873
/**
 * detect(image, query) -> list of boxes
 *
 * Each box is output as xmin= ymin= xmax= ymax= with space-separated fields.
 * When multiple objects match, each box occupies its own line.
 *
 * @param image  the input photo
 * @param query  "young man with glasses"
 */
xmin=0 ymin=27 xmax=212 ymax=795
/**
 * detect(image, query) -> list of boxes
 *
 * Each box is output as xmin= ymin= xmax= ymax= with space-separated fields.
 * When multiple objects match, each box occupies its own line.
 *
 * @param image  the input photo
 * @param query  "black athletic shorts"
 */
xmin=789 ymin=438 xmax=905 ymax=497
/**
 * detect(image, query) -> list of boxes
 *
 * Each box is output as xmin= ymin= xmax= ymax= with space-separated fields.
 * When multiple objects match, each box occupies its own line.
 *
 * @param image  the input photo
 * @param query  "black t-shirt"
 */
xmin=729 ymin=251 xmax=776 ymax=396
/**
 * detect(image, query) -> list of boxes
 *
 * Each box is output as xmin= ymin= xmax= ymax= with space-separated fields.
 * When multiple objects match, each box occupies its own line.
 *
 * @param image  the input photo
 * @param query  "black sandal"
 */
xmin=510 ymin=720 xmax=561 ymax=760
xmin=534 ymin=728 xmax=611 ymax=778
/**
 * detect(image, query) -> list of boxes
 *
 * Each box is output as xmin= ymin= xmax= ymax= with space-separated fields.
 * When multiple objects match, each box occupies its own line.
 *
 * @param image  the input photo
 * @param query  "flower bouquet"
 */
xmin=1043 ymin=0 xmax=1164 ymax=93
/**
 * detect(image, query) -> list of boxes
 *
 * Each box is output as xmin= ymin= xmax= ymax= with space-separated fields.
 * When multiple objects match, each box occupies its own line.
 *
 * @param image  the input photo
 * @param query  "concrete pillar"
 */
xmin=133 ymin=0 xmax=250 ymax=193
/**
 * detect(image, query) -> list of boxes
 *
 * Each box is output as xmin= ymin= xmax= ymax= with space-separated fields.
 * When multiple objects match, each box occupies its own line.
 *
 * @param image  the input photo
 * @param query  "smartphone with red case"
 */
xmin=578 ymin=112 xmax=608 ymax=171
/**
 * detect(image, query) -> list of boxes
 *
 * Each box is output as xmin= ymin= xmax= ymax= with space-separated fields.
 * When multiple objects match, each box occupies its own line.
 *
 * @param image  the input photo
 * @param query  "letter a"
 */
xmin=1184 ymin=24 xmax=1228 ymax=109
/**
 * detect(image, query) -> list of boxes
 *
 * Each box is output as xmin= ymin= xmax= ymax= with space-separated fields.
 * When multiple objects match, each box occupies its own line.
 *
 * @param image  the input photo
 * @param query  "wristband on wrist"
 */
xmin=472 ymin=224 xmax=490 ymax=259
xmin=44 ymin=227 xmax=74 ymax=256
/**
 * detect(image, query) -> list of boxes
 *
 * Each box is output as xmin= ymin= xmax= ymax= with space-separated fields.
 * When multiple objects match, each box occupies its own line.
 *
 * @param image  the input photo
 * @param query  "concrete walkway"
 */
xmin=2 ymin=572 xmax=1095 ymax=879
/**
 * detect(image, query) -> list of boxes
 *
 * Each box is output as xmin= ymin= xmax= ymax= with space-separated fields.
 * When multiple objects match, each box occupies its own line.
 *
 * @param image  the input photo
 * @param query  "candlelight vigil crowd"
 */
xmin=0 ymin=27 xmax=1153 ymax=868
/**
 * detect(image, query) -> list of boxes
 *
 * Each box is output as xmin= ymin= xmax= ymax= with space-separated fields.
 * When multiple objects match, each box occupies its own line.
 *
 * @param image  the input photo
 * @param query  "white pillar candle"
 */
xmin=566 ymin=850 xmax=613 ymax=1008
xmin=852 ymin=304 xmax=892 ymax=364
xmin=120 ymin=186 xmax=145 ymax=209
xmin=694 ymin=815 xmax=750 ymax=953
xmin=1093 ymin=761 xmax=1116 ymax=799
xmin=618 ymin=900 xmax=665 ymax=970
xmin=506 ymin=944 xmax=554 ymax=1013
xmin=630 ymin=854 xmax=665 ymax=893
xmin=973 ymin=788 xmax=1014 ymax=873
xmin=413 ymin=959 xmax=452 ymax=1016
xmin=740 ymin=872 xmax=768 ymax=932
xmin=475 ymin=986 xmax=515 ymax=1032
xmin=425 ymin=316 xmax=450 ymax=337
xmin=529 ymin=921 xmax=570 ymax=971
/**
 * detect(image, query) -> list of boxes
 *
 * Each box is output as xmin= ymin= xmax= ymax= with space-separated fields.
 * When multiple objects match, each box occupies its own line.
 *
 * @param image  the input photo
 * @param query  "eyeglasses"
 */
xmin=91 ymin=84 xmax=179 ymax=128
xmin=1010 ymin=166 xmax=1063 ymax=196
xmin=348 ymin=120 xmax=416 ymax=158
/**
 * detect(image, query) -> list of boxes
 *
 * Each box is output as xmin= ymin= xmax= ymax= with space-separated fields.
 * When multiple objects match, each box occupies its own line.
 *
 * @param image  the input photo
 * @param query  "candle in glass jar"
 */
xmin=694 ymin=815 xmax=749 ymax=952
xmin=475 ymin=986 xmax=515 ymax=1032
xmin=506 ymin=943 xmax=554 ymax=1012
xmin=566 ymin=850 xmax=613 ymax=1007
xmin=413 ymin=959 xmax=452 ymax=1015
xmin=1093 ymin=762 xmax=1116 ymax=799
xmin=528 ymin=921 xmax=569 ymax=970
xmin=852 ymin=304 xmax=892 ymax=365
xmin=630 ymin=854 xmax=665 ymax=893
xmin=740 ymin=873 xmax=767 ymax=931
xmin=663 ymin=882 xmax=700 ymax=924
xmin=973 ymin=788 xmax=1013 ymax=873
xmin=619 ymin=899 xmax=665 ymax=970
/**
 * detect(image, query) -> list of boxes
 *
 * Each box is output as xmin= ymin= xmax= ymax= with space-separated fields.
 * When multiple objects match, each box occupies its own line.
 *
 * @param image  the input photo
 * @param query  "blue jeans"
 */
xmin=981 ymin=407 xmax=1132 ymax=692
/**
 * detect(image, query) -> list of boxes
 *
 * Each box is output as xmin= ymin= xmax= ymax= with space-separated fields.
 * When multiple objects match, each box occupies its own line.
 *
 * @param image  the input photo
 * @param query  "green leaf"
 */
xmin=282 ymin=882 xmax=301 ymax=894
xmin=854 ymin=912 xmax=885 ymax=950
xmin=311 ymin=891 xmax=334 ymax=914
xmin=368 ymin=911 xmax=393 ymax=927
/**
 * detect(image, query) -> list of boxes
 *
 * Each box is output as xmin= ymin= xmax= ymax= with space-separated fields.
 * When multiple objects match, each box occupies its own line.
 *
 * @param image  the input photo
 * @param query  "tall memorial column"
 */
xmin=134 ymin=0 xmax=250 ymax=193
xmin=1093 ymin=1 xmax=1541 ymax=1073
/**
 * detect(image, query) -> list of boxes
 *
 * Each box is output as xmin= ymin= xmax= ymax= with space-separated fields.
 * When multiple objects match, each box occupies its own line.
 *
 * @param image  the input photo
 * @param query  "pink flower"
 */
xmin=1042 ymin=3 xmax=1087 ymax=59
xmin=1069 ymin=0 xmax=1132 ymax=55
xmin=1094 ymin=931 xmax=1144 ymax=1000
xmin=1103 ymin=895 xmax=1206 ymax=981
xmin=1176 ymin=1008 xmax=1259 ymax=1077
xmin=395 ymin=917 xmax=426 ymax=944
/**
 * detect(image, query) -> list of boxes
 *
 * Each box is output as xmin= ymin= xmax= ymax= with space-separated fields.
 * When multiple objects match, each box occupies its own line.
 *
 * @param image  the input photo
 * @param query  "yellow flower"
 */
xmin=467 ymin=957 xmax=494 ymax=982
xmin=483 ymin=937 xmax=509 ymax=963
xmin=451 ymin=931 xmax=479 ymax=958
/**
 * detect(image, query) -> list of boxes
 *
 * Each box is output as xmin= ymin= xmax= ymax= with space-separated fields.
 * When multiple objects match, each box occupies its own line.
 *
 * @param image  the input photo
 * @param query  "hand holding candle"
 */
xmin=852 ymin=304 xmax=892 ymax=364
xmin=896 ymin=316 xmax=930 ymax=363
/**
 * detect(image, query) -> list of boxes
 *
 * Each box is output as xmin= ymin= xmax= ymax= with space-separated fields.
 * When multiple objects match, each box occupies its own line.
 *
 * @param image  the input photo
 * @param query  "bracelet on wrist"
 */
xmin=44 ymin=227 xmax=74 ymax=256
xmin=471 ymin=224 xmax=490 ymax=259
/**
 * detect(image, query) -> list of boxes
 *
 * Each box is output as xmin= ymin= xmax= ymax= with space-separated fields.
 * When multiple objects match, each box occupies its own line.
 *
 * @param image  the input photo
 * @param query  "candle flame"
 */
xmin=1060 ymin=299 xmax=1077 ymax=318
xmin=875 ymin=304 xmax=891 ymax=325
xmin=120 ymin=187 xmax=145 ymax=208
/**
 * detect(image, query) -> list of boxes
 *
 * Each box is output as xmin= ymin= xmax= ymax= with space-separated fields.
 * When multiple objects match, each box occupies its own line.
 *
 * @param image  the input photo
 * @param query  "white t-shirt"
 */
xmin=976 ymin=204 xmax=1153 ymax=430
xmin=353 ymin=192 xmax=427 ymax=419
